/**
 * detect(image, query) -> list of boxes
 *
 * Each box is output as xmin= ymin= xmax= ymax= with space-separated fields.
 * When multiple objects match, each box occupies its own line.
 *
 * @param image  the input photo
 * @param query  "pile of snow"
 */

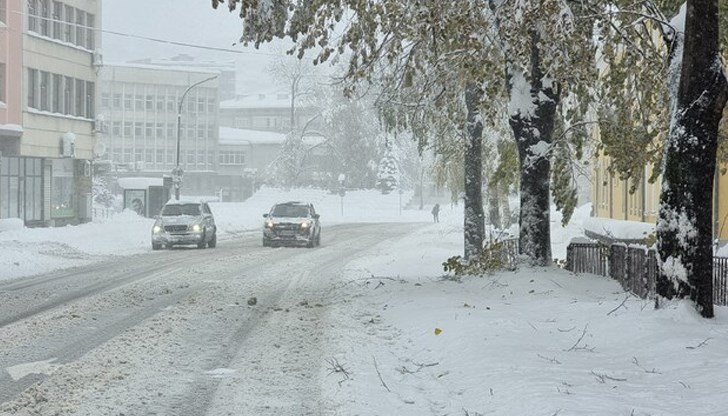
xmin=583 ymin=216 xmax=655 ymax=242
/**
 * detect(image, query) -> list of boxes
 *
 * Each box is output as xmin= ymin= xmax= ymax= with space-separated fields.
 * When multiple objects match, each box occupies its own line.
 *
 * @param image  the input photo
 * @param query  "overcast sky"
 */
xmin=101 ymin=0 xmax=290 ymax=93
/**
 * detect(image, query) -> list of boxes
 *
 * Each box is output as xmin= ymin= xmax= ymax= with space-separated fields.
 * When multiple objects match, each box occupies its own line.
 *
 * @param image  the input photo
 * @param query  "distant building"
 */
xmin=219 ymin=90 xmax=320 ymax=133
xmin=0 ymin=0 xmax=101 ymax=226
xmin=99 ymin=63 xmax=220 ymax=198
xmin=129 ymin=54 xmax=236 ymax=102
xmin=217 ymin=127 xmax=287 ymax=201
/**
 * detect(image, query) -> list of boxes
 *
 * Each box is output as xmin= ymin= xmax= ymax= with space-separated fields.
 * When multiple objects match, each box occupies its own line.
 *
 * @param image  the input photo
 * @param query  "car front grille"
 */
xmin=165 ymin=225 xmax=188 ymax=233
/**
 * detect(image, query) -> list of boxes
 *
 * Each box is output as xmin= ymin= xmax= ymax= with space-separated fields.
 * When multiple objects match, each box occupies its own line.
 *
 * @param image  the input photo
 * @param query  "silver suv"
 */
xmin=151 ymin=200 xmax=217 ymax=250
xmin=263 ymin=202 xmax=321 ymax=248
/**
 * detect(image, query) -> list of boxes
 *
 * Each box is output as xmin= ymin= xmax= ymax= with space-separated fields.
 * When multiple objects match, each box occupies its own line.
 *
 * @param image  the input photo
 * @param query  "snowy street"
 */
xmin=0 ymin=221 xmax=418 ymax=415
xmin=0 ymin=196 xmax=727 ymax=415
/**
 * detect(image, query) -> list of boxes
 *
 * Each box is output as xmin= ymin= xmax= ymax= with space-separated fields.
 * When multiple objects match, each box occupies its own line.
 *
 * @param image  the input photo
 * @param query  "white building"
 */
xmin=99 ymin=63 xmax=220 ymax=197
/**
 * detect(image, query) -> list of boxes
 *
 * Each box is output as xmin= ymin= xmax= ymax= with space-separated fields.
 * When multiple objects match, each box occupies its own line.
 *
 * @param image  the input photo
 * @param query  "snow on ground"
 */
xmin=325 ymin=220 xmax=728 ymax=415
xmin=1 ymin=189 xmax=727 ymax=414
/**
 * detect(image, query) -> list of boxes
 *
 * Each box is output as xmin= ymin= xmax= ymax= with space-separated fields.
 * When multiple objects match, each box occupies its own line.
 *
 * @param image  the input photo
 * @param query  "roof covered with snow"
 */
xmin=118 ymin=177 xmax=164 ymax=189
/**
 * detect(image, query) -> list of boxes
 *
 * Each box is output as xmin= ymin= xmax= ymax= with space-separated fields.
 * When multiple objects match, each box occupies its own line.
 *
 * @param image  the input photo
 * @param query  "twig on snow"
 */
xmin=565 ymin=324 xmax=595 ymax=352
xmin=591 ymin=370 xmax=627 ymax=383
xmin=537 ymin=354 xmax=562 ymax=364
xmin=325 ymin=357 xmax=350 ymax=386
xmin=686 ymin=338 xmax=712 ymax=350
xmin=373 ymin=356 xmax=391 ymax=392
xmin=607 ymin=293 xmax=630 ymax=316
xmin=397 ymin=361 xmax=439 ymax=375
xmin=632 ymin=356 xmax=661 ymax=374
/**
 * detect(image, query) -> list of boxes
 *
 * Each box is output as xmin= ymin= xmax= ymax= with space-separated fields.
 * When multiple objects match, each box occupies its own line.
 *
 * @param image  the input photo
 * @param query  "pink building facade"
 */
xmin=0 ymin=0 xmax=23 ymax=152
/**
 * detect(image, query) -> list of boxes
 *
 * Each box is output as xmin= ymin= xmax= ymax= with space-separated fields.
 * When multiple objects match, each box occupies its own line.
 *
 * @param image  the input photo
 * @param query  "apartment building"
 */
xmin=0 ymin=0 xmax=100 ymax=226
xmin=99 ymin=63 xmax=220 ymax=197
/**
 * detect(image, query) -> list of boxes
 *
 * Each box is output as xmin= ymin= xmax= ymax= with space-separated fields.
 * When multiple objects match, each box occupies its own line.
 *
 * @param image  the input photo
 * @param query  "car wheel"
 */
xmin=316 ymin=230 xmax=321 ymax=246
xmin=207 ymin=231 xmax=217 ymax=248
xmin=263 ymin=238 xmax=270 ymax=247
xmin=197 ymin=231 xmax=207 ymax=249
xmin=152 ymin=242 xmax=162 ymax=250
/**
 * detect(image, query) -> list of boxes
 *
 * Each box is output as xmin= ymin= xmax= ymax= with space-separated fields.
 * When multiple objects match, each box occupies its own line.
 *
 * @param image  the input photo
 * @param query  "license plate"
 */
xmin=279 ymin=230 xmax=295 ymax=237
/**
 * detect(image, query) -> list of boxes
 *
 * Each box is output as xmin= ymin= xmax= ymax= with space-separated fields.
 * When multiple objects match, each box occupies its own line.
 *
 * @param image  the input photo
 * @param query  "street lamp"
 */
xmin=173 ymin=74 xmax=218 ymax=200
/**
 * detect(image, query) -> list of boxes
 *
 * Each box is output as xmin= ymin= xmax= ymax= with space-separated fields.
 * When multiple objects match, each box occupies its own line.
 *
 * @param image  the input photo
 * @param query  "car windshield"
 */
xmin=271 ymin=205 xmax=310 ymax=217
xmin=161 ymin=204 xmax=201 ymax=216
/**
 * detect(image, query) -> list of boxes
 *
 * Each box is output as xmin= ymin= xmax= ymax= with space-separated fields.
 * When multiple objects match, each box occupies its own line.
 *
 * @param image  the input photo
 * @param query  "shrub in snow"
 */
xmin=443 ymin=241 xmax=516 ymax=276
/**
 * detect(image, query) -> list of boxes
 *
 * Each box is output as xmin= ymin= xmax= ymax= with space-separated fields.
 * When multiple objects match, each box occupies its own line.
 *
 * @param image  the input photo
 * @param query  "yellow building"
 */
xmin=592 ymin=154 xmax=728 ymax=242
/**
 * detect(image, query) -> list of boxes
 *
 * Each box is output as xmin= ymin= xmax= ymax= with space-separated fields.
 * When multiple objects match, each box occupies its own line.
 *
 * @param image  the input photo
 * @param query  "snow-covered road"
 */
xmin=0 ymin=222 xmax=420 ymax=415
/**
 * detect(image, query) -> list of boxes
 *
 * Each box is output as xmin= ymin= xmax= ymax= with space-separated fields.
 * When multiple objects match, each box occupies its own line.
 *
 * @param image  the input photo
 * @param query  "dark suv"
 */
xmin=263 ymin=202 xmax=321 ymax=248
xmin=151 ymin=200 xmax=217 ymax=250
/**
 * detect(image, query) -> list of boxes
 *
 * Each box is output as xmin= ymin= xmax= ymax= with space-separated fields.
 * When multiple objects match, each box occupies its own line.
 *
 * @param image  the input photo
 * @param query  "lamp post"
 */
xmin=173 ymin=74 xmax=218 ymax=200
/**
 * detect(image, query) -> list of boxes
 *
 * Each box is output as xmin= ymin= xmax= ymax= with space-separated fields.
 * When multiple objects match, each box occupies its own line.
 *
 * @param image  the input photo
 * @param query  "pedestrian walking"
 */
xmin=431 ymin=203 xmax=440 ymax=223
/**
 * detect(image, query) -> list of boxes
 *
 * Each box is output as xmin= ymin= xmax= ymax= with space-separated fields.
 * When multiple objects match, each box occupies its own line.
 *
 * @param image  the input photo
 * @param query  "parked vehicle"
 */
xmin=263 ymin=201 xmax=321 ymax=248
xmin=151 ymin=200 xmax=217 ymax=250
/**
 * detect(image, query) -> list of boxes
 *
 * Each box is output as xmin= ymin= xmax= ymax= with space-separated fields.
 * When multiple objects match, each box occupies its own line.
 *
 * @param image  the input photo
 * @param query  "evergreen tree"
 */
xmin=376 ymin=142 xmax=399 ymax=194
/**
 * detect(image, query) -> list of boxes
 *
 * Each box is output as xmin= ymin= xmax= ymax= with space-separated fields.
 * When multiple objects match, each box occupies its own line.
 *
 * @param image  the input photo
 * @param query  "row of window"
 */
xmin=106 ymin=150 xmax=247 ymax=169
xmin=110 ymin=150 xmax=215 ymax=169
xmin=107 ymin=121 xmax=216 ymax=141
xmin=218 ymin=151 xmax=245 ymax=166
xmin=101 ymin=91 xmax=217 ymax=114
xmin=27 ymin=0 xmax=96 ymax=50
xmin=27 ymin=68 xmax=95 ymax=119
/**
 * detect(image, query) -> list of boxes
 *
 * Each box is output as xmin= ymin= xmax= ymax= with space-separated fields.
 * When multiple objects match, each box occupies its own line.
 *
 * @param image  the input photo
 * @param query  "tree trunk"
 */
xmin=463 ymin=83 xmax=485 ymax=260
xmin=499 ymin=179 xmax=511 ymax=229
xmin=488 ymin=178 xmax=502 ymax=230
xmin=656 ymin=0 xmax=728 ymax=318
xmin=506 ymin=33 xmax=558 ymax=266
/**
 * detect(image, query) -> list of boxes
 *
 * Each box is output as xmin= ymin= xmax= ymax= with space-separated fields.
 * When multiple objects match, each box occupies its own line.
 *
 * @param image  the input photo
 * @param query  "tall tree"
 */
xmin=656 ymin=1 xmax=728 ymax=318
xmin=211 ymin=0 xmax=595 ymax=264
xmin=594 ymin=0 xmax=728 ymax=317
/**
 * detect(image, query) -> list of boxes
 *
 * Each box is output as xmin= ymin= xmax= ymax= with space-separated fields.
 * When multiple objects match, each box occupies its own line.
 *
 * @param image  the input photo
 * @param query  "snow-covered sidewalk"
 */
xmin=323 ymin=220 xmax=728 ymax=416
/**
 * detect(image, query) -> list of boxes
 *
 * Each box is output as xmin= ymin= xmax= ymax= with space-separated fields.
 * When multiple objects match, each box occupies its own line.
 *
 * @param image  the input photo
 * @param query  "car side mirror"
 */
xmin=263 ymin=213 xmax=269 ymax=218
xmin=313 ymin=214 xmax=320 ymax=219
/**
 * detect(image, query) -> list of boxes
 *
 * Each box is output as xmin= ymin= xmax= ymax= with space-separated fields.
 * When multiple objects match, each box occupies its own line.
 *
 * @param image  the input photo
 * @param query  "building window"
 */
xmin=0 ymin=63 xmax=5 ymax=103
xmin=123 ymin=122 xmax=132 ymax=137
xmin=52 ymin=74 xmax=62 ymax=113
xmin=39 ymin=0 xmax=50 ymax=36
xmin=27 ymin=69 xmax=38 ymax=108
xmin=52 ymin=1 xmax=62 ymax=39
xmin=113 ymin=93 xmax=121 ymax=109
xmin=123 ymin=93 xmax=132 ymax=110
xmin=75 ymin=9 xmax=85 ymax=48
xmin=62 ymin=4 xmax=73 ymax=43
xmin=146 ymin=95 xmax=153 ymax=110
xmin=74 ymin=78 xmax=84 ymax=116
xmin=0 ymin=0 xmax=6 ymax=24
xmin=112 ymin=121 xmax=121 ymax=136
xmin=85 ymin=81 xmax=94 ymax=119
xmin=63 ymin=76 xmax=73 ymax=112
xmin=101 ymin=92 xmax=110 ymax=108
xmin=39 ymin=71 xmax=50 ymax=111
xmin=135 ymin=94 xmax=143 ymax=111
xmin=85 ymin=13 xmax=95 ymax=50
xmin=28 ymin=0 xmax=39 ymax=32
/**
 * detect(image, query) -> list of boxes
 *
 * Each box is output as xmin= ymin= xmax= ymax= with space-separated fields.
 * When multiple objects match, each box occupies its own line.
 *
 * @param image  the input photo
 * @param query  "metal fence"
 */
xmin=566 ymin=242 xmax=728 ymax=306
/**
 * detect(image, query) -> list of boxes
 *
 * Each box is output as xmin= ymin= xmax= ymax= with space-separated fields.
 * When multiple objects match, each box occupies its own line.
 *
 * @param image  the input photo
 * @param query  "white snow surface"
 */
xmin=1 ymin=190 xmax=727 ymax=415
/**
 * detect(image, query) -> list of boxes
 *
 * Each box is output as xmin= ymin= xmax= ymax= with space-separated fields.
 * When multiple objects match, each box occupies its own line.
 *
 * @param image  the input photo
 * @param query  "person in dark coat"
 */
xmin=431 ymin=203 xmax=440 ymax=223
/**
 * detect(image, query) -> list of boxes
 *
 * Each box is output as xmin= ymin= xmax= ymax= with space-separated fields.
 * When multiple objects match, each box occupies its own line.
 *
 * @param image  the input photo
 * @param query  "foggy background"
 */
xmin=102 ymin=0 xmax=289 ymax=94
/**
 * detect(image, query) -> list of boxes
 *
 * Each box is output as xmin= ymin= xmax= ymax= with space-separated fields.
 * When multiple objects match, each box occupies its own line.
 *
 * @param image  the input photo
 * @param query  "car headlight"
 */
xmin=153 ymin=225 xmax=162 ymax=234
xmin=265 ymin=221 xmax=274 ymax=228
xmin=300 ymin=221 xmax=311 ymax=229
xmin=191 ymin=224 xmax=202 ymax=232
